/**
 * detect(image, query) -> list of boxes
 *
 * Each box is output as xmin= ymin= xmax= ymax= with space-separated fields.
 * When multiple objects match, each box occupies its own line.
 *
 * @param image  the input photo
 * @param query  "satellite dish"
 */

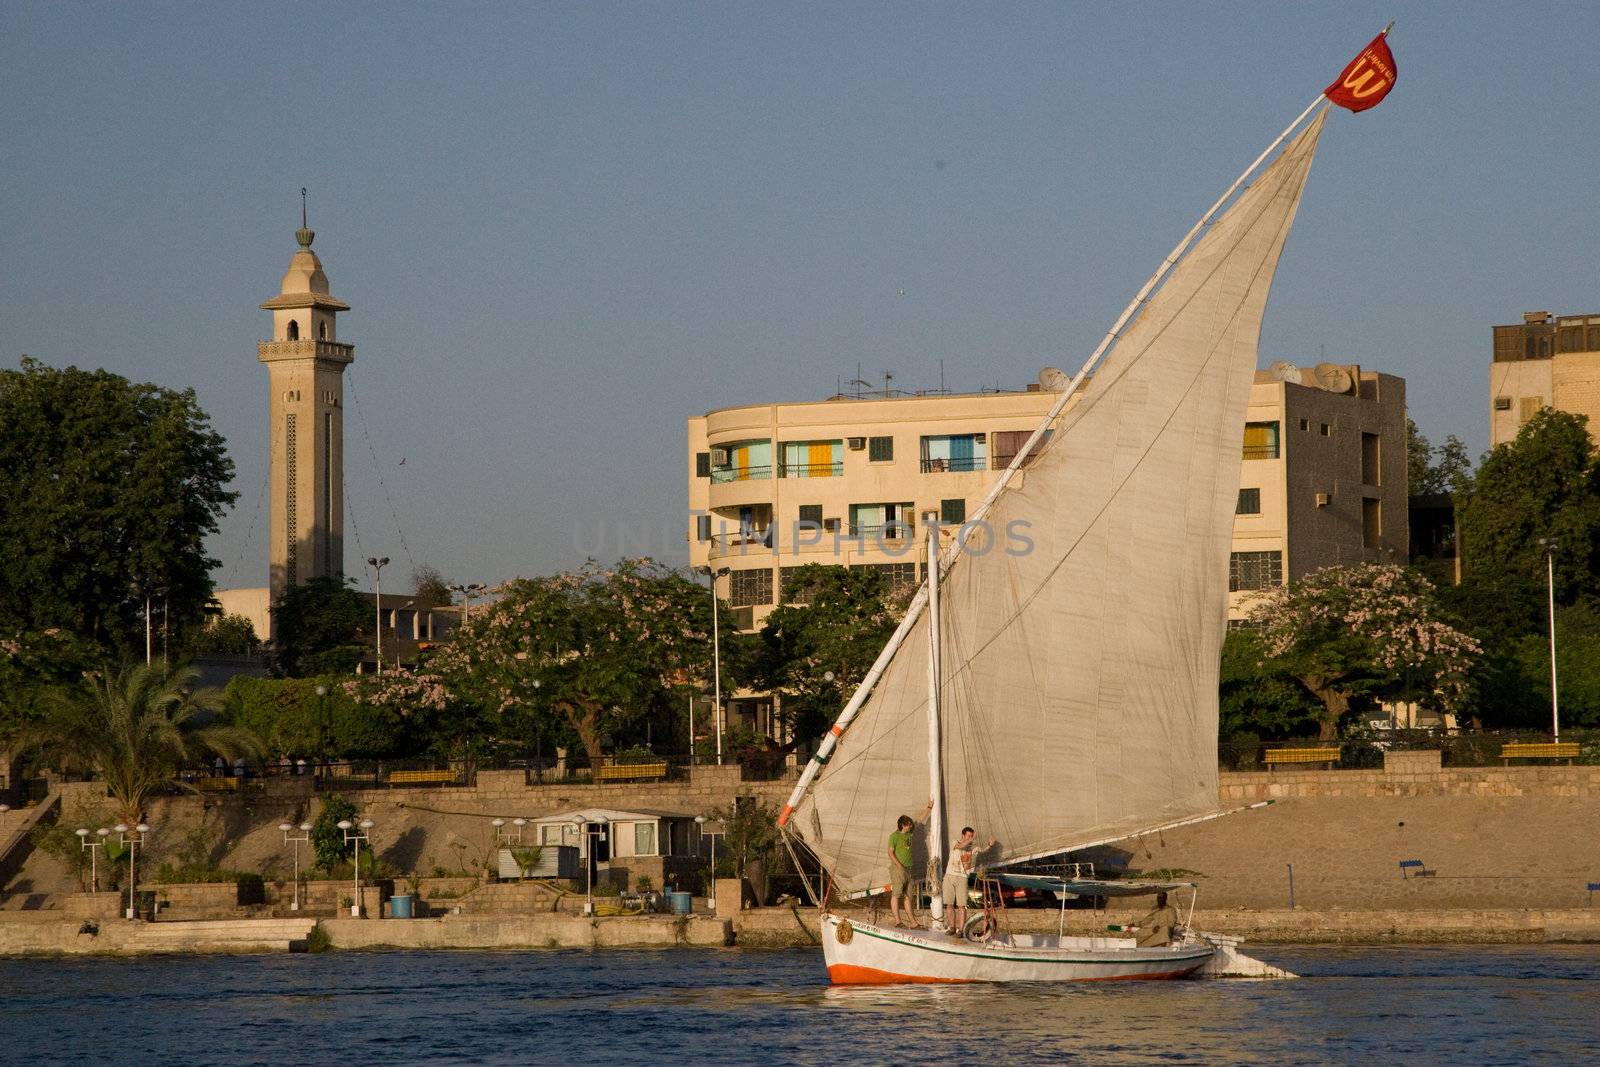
xmin=1267 ymin=361 xmax=1302 ymax=384
xmin=1313 ymin=362 xmax=1354 ymax=394
xmin=1038 ymin=367 xmax=1071 ymax=392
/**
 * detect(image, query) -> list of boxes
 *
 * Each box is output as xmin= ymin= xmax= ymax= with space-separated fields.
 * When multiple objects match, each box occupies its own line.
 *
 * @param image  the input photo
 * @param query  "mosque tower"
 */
xmin=258 ymin=208 xmax=352 ymax=608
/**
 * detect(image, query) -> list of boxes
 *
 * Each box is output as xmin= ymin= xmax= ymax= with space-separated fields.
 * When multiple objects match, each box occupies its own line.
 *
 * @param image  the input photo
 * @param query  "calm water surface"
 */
xmin=2 ymin=945 xmax=1597 ymax=1065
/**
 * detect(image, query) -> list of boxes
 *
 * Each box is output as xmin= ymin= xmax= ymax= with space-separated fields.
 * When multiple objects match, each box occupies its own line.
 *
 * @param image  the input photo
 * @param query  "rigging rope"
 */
xmin=224 ymin=467 xmax=268 ymax=587
xmin=344 ymin=368 xmax=418 ymax=577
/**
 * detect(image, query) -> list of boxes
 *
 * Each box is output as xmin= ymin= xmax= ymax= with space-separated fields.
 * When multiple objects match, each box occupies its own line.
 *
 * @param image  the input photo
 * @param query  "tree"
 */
xmin=1458 ymin=409 xmax=1600 ymax=603
xmin=431 ymin=559 xmax=715 ymax=765
xmin=271 ymin=576 xmax=370 ymax=677
xmin=749 ymin=565 xmax=903 ymax=745
xmin=411 ymin=564 xmax=452 ymax=610
xmin=13 ymin=662 xmax=261 ymax=822
xmin=218 ymin=675 xmax=414 ymax=760
xmin=1406 ymin=417 xmax=1474 ymax=498
xmin=0 ymin=358 xmax=236 ymax=650
xmin=1218 ymin=628 xmax=1323 ymax=743
xmin=184 ymin=614 xmax=261 ymax=658
xmin=1247 ymin=564 xmax=1481 ymax=739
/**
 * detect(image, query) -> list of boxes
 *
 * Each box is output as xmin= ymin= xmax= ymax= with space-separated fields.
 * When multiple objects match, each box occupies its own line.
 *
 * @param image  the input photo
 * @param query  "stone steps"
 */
xmin=134 ymin=918 xmax=318 ymax=950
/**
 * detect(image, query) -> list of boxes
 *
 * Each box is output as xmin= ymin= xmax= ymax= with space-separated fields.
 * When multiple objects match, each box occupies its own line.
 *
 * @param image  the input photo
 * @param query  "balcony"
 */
xmin=779 ymin=461 xmax=843 ymax=478
xmin=1241 ymin=444 xmax=1280 ymax=461
xmin=708 ymin=529 xmax=774 ymax=561
xmin=710 ymin=464 xmax=772 ymax=484
xmin=847 ymin=522 xmax=915 ymax=542
xmin=919 ymin=456 xmax=985 ymax=473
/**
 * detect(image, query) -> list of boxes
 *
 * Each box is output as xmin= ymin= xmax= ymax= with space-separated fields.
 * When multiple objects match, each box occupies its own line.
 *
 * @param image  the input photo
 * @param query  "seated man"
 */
xmin=1134 ymin=891 xmax=1181 ymax=947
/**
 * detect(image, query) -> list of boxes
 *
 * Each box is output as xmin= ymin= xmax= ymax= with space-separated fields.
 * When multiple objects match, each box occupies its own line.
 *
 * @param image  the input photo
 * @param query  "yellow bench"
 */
xmin=1500 ymin=742 xmax=1580 ymax=765
xmin=594 ymin=761 xmax=669 ymax=782
xmin=386 ymin=769 xmax=459 ymax=786
xmin=193 ymin=776 xmax=239 ymax=792
xmin=1263 ymin=747 xmax=1340 ymax=769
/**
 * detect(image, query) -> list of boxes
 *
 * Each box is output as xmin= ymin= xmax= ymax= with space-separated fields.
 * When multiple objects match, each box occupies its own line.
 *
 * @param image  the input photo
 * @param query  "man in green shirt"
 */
xmin=886 ymin=798 xmax=933 ymax=928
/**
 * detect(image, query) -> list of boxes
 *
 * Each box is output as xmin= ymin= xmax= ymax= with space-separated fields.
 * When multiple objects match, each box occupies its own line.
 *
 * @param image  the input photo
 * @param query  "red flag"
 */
xmin=1325 ymin=32 xmax=1397 ymax=112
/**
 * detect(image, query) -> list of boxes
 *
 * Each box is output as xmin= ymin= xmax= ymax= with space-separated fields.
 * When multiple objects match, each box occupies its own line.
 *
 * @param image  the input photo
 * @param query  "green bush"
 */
xmin=311 ymin=794 xmax=358 ymax=872
xmin=306 ymin=925 xmax=332 ymax=953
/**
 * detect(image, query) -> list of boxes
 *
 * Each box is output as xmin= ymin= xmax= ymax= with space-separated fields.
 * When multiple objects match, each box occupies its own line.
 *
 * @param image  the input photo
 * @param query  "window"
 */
xmin=1242 ymin=422 xmax=1280 ymax=460
xmin=920 ymin=434 xmax=987 ymax=473
xmin=849 ymin=502 xmax=915 ymax=539
xmin=727 ymin=568 xmax=773 ymax=607
xmin=850 ymin=562 xmax=920 ymax=597
xmin=868 ymin=436 xmax=894 ymax=462
xmin=318 ymin=321 xmax=328 ymax=340
xmin=1362 ymin=497 xmax=1381 ymax=549
xmin=287 ymin=320 xmax=300 ymax=340
xmin=990 ymin=429 xmax=1051 ymax=469
xmin=797 ymin=504 xmax=823 ymax=528
xmin=695 ymin=514 xmax=712 ymax=542
xmin=1319 ymin=423 xmax=1331 ymax=437
xmin=1229 ymin=550 xmax=1283 ymax=591
xmin=1519 ymin=397 xmax=1543 ymax=423
xmin=1361 ymin=432 xmax=1380 ymax=485
xmin=1236 ymin=488 xmax=1261 ymax=515
xmin=539 ymin=824 xmax=564 ymax=846
xmin=710 ymin=439 xmax=772 ymax=482
xmin=1298 ymin=418 xmax=1310 ymax=432
xmin=696 ymin=452 xmax=711 ymax=478
xmin=940 ymin=498 xmax=966 ymax=525
xmin=633 ymin=822 xmax=657 ymax=857
xmin=780 ymin=440 xmax=843 ymax=478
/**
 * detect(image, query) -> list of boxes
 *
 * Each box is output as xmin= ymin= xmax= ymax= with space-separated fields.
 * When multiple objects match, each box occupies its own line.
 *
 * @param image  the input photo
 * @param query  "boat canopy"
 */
xmin=993 ymin=873 xmax=1198 ymax=897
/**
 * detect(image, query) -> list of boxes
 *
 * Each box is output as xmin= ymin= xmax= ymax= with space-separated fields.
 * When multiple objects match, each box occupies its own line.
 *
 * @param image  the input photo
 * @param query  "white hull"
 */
xmin=821 ymin=913 xmax=1248 ymax=985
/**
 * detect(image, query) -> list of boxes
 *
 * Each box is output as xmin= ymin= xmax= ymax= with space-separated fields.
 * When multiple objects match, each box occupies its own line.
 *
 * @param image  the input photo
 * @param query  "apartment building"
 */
xmin=688 ymin=361 xmax=1408 ymax=647
xmin=1488 ymin=310 xmax=1600 ymax=447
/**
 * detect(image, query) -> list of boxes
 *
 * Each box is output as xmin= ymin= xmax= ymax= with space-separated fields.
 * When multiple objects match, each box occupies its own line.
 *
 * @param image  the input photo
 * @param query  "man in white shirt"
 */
xmin=941 ymin=826 xmax=996 ymax=938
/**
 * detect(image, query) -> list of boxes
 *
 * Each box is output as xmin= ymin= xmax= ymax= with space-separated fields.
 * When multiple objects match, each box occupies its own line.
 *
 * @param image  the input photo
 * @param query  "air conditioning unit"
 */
xmin=847 ymin=437 xmax=866 ymax=450
xmin=822 ymin=517 xmax=840 ymax=532
xmin=1493 ymin=396 xmax=1512 ymax=411
xmin=971 ymin=432 xmax=987 ymax=443
xmin=710 ymin=448 xmax=730 ymax=466
xmin=1315 ymin=491 xmax=1331 ymax=507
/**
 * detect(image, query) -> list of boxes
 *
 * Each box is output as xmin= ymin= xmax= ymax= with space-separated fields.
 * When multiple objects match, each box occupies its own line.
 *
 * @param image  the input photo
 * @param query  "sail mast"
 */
xmin=924 ymin=518 xmax=945 ymax=924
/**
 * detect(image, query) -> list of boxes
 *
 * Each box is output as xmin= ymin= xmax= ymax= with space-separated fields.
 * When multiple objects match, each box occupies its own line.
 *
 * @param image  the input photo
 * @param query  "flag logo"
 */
xmin=1326 ymin=32 xmax=1397 ymax=113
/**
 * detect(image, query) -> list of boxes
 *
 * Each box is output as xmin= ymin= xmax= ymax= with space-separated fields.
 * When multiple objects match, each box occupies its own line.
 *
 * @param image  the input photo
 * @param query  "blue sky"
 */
xmin=4 ymin=3 xmax=1597 ymax=593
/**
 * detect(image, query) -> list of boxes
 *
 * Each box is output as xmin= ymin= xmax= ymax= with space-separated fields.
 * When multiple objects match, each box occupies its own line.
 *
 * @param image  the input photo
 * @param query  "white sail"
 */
xmin=790 ymin=111 xmax=1328 ymax=897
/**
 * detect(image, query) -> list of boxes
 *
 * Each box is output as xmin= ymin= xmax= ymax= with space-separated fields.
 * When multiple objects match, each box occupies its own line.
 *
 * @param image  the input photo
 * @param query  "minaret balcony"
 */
xmin=257 ymin=339 xmax=355 ymax=365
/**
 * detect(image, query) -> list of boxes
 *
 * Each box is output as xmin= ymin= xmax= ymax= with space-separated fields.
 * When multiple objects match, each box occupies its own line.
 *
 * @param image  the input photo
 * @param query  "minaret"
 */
xmin=259 ymin=205 xmax=352 ymax=609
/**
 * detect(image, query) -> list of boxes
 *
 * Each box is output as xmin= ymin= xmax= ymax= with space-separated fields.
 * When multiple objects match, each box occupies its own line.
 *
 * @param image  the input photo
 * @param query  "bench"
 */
xmin=193 ymin=777 xmax=239 ymax=793
xmin=386 ymin=769 xmax=459 ymax=786
xmin=1399 ymin=859 xmax=1435 ymax=879
xmin=1500 ymin=742 xmax=1580 ymax=765
xmin=1264 ymin=746 xmax=1341 ymax=769
xmin=594 ymin=761 xmax=669 ymax=783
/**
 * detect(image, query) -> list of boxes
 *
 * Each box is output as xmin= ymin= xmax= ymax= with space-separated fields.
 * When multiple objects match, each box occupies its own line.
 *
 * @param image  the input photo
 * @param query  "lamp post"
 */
xmin=449 ymin=582 xmax=486 ymax=627
xmin=75 ymin=828 xmax=107 ymax=892
xmin=702 ymin=566 xmax=731 ymax=765
xmin=337 ymin=818 xmax=374 ymax=917
xmin=367 ymin=556 xmax=389 ymax=674
xmin=114 ymin=823 xmax=150 ymax=919
xmin=694 ymin=814 xmax=722 ymax=909
xmin=1538 ymin=537 xmax=1561 ymax=741
xmin=280 ymin=822 xmax=312 ymax=911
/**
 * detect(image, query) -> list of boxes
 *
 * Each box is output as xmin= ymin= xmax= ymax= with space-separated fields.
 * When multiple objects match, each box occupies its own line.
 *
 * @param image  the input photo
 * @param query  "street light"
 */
xmin=449 ymin=582 xmax=487 ymax=626
xmin=75 ymin=828 xmax=106 ymax=892
xmin=694 ymin=814 xmax=723 ymax=910
xmin=1538 ymin=537 xmax=1561 ymax=741
xmin=701 ymin=566 xmax=731 ymax=766
xmin=114 ymin=823 xmax=150 ymax=920
xmin=280 ymin=822 xmax=312 ymax=911
xmin=367 ymin=556 xmax=390 ymax=674
xmin=314 ymin=684 xmax=330 ymax=777
xmin=570 ymin=819 xmax=605 ymax=916
xmin=337 ymin=817 xmax=374 ymax=917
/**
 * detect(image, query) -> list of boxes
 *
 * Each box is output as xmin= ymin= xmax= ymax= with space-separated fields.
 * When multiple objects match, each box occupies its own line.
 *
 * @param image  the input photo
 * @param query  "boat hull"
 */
xmin=821 ymin=913 xmax=1216 ymax=985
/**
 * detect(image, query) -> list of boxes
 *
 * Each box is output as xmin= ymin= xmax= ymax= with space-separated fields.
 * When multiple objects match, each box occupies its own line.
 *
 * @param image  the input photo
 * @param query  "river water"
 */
xmin=3 ymin=945 xmax=1597 ymax=1064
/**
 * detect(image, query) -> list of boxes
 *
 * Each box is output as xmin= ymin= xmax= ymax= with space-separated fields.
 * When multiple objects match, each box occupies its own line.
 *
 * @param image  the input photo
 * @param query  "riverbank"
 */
xmin=2 ymin=905 xmax=1597 ymax=957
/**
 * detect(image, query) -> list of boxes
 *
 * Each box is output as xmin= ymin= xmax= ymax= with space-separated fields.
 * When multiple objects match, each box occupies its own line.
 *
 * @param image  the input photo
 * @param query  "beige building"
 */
xmin=687 ymin=362 xmax=1409 ymax=648
xmin=1488 ymin=310 xmax=1600 ymax=447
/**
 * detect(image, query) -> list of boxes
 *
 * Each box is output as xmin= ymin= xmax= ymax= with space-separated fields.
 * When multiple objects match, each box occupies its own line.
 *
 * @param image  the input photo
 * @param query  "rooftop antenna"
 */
xmin=301 ymin=187 xmax=308 ymax=229
xmin=939 ymin=359 xmax=945 ymax=394
xmin=883 ymin=371 xmax=894 ymax=397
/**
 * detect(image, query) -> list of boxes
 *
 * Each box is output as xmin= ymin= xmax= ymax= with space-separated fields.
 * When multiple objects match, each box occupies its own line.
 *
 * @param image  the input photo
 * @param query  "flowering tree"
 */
xmin=1246 ymin=563 xmax=1481 ymax=739
xmin=426 ymin=559 xmax=717 ymax=765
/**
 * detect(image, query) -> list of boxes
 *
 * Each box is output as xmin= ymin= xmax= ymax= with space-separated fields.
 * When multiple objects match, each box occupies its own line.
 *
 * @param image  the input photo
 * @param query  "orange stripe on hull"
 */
xmin=829 ymin=964 xmax=978 ymax=985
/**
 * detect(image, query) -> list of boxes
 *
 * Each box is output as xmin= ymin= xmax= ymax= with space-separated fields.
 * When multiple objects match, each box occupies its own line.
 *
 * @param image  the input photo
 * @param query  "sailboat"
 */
xmin=776 ymin=30 xmax=1398 ymax=984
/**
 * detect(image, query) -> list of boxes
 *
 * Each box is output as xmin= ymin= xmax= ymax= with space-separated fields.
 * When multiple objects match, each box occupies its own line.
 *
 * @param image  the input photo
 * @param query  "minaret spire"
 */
xmin=296 ymin=187 xmax=314 ymax=249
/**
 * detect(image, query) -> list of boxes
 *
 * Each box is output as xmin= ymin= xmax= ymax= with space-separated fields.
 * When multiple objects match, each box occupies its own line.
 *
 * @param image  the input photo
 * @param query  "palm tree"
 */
xmin=17 ymin=661 xmax=262 ymax=823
